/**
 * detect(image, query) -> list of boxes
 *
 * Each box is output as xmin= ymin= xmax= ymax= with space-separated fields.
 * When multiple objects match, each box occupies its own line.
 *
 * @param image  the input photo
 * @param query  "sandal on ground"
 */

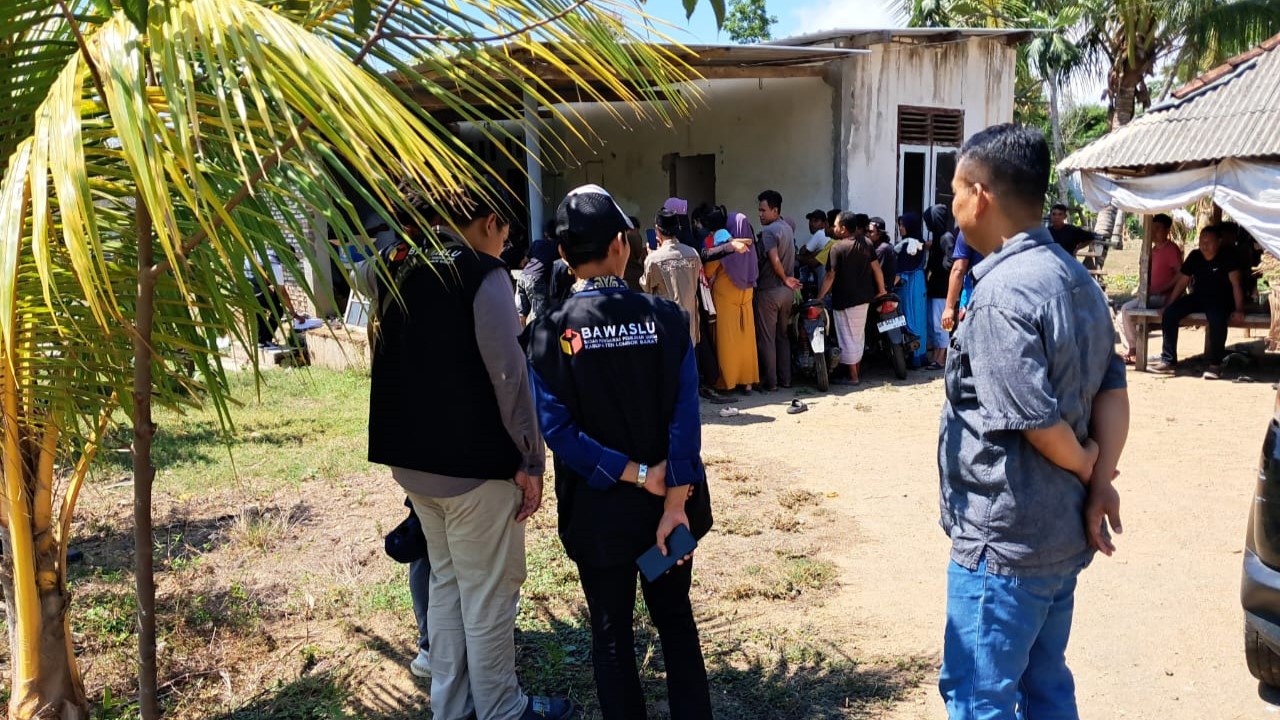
xmin=718 ymin=407 xmax=740 ymax=418
xmin=786 ymin=400 xmax=808 ymax=415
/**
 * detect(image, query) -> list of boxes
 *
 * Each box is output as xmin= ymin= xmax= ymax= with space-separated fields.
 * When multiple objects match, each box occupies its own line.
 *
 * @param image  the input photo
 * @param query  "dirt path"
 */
xmin=700 ymin=327 xmax=1278 ymax=719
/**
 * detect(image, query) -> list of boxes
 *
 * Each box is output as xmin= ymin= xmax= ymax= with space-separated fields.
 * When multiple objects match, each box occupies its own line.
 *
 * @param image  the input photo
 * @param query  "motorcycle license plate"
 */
xmin=810 ymin=327 xmax=825 ymax=354
xmin=877 ymin=315 xmax=907 ymax=333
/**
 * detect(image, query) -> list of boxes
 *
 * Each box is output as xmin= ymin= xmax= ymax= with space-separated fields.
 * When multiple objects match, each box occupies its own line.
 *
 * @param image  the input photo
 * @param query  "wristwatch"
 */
xmin=636 ymin=464 xmax=648 ymax=489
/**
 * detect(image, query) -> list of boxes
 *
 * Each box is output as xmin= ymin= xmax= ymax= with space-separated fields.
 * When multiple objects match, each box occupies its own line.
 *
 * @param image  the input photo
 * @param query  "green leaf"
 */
xmin=122 ymin=0 xmax=149 ymax=32
xmin=88 ymin=0 xmax=113 ymax=15
xmin=681 ymin=0 xmax=725 ymax=27
xmin=352 ymin=0 xmax=371 ymax=34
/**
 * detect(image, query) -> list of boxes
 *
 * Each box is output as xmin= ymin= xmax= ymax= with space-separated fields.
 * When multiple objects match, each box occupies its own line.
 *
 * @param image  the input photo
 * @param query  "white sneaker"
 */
xmin=410 ymin=649 xmax=430 ymax=678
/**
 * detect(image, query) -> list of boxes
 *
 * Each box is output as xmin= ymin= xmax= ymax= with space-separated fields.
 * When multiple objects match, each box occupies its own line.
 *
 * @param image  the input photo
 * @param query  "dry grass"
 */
xmin=51 ymin=369 xmax=926 ymax=720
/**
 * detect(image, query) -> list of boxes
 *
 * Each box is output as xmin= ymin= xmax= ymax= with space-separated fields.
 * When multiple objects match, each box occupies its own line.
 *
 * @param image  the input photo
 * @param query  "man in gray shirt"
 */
xmin=937 ymin=124 xmax=1128 ymax=720
xmin=754 ymin=189 xmax=802 ymax=390
xmin=360 ymin=189 xmax=573 ymax=720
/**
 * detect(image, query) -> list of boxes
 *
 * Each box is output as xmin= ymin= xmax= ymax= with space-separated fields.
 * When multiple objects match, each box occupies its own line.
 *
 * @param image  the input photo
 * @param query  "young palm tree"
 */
xmin=0 ymin=0 xmax=720 ymax=717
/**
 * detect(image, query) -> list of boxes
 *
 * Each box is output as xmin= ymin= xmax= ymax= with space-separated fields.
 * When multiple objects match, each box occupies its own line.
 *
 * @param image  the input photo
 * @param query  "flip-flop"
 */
xmin=786 ymin=400 xmax=808 ymax=415
xmin=718 ymin=407 xmax=740 ymax=418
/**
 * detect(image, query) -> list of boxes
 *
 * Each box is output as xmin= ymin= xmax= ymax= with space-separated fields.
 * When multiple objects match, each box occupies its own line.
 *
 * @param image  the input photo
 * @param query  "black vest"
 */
xmin=528 ymin=284 xmax=713 ymax=568
xmin=368 ymin=236 xmax=522 ymax=479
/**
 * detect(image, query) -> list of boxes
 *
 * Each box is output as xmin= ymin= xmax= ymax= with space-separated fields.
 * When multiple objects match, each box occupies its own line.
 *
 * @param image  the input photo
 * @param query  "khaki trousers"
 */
xmin=408 ymin=481 xmax=527 ymax=720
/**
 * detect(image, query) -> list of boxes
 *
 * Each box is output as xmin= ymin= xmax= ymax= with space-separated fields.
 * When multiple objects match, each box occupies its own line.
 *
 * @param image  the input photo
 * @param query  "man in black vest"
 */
xmin=528 ymin=184 xmax=714 ymax=720
xmin=364 ymin=189 xmax=573 ymax=720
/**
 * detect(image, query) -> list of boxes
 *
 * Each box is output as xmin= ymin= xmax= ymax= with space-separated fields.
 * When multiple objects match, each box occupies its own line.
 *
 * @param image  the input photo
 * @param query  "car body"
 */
xmin=1243 ymin=389 xmax=1280 ymax=686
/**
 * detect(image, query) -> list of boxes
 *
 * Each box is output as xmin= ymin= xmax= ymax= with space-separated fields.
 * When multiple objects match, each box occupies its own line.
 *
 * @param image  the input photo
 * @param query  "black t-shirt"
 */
xmin=523 ymin=239 xmax=561 ymax=286
xmin=826 ymin=238 xmax=879 ymax=310
xmin=875 ymin=241 xmax=897 ymax=286
xmin=926 ymin=231 xmax=956 ymax=299
xmin=1183 ymin=249 xmax=1237 ymax=309
xmin=1049 ymin=224 xmax=1093 ymax=255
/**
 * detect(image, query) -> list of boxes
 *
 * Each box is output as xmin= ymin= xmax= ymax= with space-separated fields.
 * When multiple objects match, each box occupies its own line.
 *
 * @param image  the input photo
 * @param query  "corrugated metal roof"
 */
xmin=1059 ymin=33 xmax=1280 ymax=172
xmin=775 ymin=27 xmax=1036 ymax=48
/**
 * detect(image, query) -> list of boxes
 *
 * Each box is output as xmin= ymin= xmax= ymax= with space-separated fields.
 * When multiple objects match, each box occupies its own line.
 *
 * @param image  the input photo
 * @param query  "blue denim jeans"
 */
xmin=409 ymin=557 xmax=430 ymax=652
xmin=940 ymin=558 xmax=1082 ymax=720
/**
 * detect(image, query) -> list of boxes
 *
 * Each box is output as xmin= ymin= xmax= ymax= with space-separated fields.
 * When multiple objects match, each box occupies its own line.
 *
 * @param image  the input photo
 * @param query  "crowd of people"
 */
xmin=351 ymin=120 xmax=1280 ymax=720
xmin=507 ymin=189 xmax=976 ymax=395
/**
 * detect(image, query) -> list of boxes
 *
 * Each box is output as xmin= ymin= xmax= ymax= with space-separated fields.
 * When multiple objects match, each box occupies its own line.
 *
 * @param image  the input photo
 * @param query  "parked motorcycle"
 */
xmin=864 ymin=292 xmax=919 ymax=380
xmin=790 ymin=296 xmax=841 ymax=391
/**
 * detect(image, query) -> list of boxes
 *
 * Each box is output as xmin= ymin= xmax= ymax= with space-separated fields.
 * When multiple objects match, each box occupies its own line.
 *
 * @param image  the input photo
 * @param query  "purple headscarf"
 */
xmin=721 ymin=213 xmax=759 ymax=289
xmin=662 ymin=197 xmax=689 ymax=216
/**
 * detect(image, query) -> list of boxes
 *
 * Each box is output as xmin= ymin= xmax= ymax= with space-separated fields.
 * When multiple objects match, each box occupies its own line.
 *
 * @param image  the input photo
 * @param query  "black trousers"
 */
xmin=1161 ymin=293 xmax=1231 ymax=364
xmin=577 ymin=561 xmax=712 ymax=720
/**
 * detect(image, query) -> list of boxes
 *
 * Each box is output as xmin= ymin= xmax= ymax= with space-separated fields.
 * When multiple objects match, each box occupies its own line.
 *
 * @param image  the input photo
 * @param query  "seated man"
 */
xmin=1119 ymin=214 xmax=1182 ymax=364
xmin=1151 ymin=225 xmax=1245 ymax=380
xmin=797 ymin=209 xmax=833 ymax=292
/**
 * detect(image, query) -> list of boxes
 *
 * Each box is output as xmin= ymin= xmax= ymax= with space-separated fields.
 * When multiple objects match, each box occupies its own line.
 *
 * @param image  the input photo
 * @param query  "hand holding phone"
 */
xmin=637 ymin=523 xmax=697 ymax=583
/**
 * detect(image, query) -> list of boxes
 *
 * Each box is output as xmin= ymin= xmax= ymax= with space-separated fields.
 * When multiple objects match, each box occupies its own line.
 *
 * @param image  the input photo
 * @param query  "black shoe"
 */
xmin=521 ymin=696 xmax=575 ymax=720
xmin=1149 ymin=360 xmax=1175 ymax=375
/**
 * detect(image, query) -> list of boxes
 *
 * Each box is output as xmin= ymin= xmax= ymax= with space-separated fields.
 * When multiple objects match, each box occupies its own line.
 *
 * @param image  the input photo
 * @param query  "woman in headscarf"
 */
xmin=922 ymin=204 xmax=956 ymax=369
xmin=706 ymin=212 xmax=761 ymax=394
xmin=893 ymin=212 xmax=928 ymax=368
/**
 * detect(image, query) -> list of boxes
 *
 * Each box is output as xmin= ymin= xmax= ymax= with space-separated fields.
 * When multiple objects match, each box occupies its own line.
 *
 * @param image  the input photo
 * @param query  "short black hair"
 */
xmin=1152 ymin=213 xmax=1173 ymax=230
xmin=544 ymin=219 xmax=558 ymax=237
xmin=562 ymin=240 xmax=611 ymax=268
xmin=834 ymin=211 xmax=857 ymax=234
xmin=1050 ymin=203 xmax=1069 ymax=213
xmin=959 ymin=123 xmax=1050 ymax=213
xmin=1200 ymin=225 xmax=1221 ymax=241
xmin=758 ymin=190 xmax=783 ymax=211
xmin=869 ymin=216 xmax=887 ymax=231
xmin=853 ymin=213 xmax=870 ymax=231
xmin=826 ymin=208 xmax=841 ymax=227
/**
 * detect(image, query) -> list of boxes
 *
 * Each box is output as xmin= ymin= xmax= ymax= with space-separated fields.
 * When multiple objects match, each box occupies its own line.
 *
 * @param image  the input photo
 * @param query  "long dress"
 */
xmin=707 ymin=260 xmax=759 ymax=389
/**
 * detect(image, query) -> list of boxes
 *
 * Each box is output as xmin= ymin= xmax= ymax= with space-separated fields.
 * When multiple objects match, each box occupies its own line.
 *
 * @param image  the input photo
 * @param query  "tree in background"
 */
xmin=1081 ymin=0 xmax=1280 ymax=129
xmin=723 ymin=0 xmax=777 ymax=43
xmin=0 ymin=0 xmax=721 ymax=717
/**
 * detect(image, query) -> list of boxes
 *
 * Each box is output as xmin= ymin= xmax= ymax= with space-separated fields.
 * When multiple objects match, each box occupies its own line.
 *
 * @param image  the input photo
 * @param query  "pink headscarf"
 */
xmin=662 ymin=197 xmax=688 ymax=216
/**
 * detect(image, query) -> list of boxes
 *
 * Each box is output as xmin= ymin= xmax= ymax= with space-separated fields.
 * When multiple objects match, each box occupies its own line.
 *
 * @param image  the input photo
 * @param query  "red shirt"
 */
xmin=1150 ymin=241 xmax=1184 ymax=297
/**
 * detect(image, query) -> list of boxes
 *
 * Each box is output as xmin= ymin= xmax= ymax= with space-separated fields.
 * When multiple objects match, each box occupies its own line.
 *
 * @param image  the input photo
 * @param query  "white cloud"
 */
xmin=787 ymin=0 xmax=905 ymax=37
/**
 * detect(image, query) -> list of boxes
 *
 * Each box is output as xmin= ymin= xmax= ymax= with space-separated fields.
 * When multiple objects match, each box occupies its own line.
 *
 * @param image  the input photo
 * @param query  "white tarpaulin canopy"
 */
xmin=1077 ymin=158 xmax=1280 ymax=259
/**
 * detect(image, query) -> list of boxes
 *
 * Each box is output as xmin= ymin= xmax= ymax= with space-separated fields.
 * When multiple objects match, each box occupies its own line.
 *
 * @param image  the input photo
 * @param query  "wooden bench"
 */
xmin=1128 ymin=307 xmax=1270 ymax=371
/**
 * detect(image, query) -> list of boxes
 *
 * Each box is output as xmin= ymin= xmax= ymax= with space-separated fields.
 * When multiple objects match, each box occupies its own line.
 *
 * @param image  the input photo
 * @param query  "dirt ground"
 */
xmin=697 ymin=318 xmax=1280 ymax=719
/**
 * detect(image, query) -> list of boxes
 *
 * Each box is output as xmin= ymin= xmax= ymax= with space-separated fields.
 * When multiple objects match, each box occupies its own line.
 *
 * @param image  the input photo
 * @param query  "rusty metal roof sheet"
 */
xmin=1060 ymin=33 xmax=1280 ymax=172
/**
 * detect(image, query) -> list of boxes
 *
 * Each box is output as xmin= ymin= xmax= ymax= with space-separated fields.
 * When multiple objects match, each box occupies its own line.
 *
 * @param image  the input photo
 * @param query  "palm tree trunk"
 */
xmin=1112 ymin=70 xmax=1143 ymax=129
xmin=1048 ymin=73 xmax=1069 ymax=203
xmin=132 ymin=192 xmax=160 ymax=720
xmin=2 ymin=478 xmax=89 ymax=719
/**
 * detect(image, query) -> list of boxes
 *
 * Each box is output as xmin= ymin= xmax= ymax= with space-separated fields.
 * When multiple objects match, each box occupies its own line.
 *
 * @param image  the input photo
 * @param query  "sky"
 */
xmin=634 ymin=0 xmax=905 ymax=44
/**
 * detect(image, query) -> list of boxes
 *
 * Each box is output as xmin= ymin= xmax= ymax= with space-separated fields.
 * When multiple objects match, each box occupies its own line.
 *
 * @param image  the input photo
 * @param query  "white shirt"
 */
xmin=803 ymin=229 xmax=829 ymax=254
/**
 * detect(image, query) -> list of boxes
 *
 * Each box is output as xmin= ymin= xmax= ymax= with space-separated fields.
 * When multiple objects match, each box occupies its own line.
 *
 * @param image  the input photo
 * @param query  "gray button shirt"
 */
xmin=938 ymin=227 xmax=1126 ymax=576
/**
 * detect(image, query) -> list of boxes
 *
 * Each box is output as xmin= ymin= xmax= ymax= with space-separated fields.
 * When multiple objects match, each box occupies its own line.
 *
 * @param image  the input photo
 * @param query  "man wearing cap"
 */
xmin=798 ymin=208 xmax=833 ymax=292
xmin=642 ymin=209 xmax=704 ymax=344
xmin=363 ymin=187 xmax=573 ymax=720
xmin=529 ymin=185 xmax=714 ymax=719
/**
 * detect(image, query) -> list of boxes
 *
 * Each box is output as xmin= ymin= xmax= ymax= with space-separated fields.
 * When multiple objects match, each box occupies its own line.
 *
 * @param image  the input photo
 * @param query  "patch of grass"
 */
xmin=717 ymin=517 xmax=763 ymax=537
xmin=1106 ymin=272 xmax=1139 ymax=301
xmin=777 ymin=489 xmax=821 ymax=510
xmin=768 ymin=514 xmax=803 ymax=534
xmin=715 ymin=468 xmax=752 ymax=483
xmin=94 ymin=369 xmax=374 ymax=496
xmin=358 ymin=578 xmax=413 ymax=615
xmin=731 ymin=486 xmax=761 ymax=498
xmin=229 ymin=505 xmax=306 ymax=554
xmin=725 ymin=557 xmax=837 ymax=601
xmin=76 ymin=589 xmax=137 ymax=649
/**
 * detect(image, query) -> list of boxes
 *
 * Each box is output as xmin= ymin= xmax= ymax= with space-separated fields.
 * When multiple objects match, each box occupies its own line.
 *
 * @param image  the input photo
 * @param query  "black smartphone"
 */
xmin=636 ymin=524 xmax=698 ymax=583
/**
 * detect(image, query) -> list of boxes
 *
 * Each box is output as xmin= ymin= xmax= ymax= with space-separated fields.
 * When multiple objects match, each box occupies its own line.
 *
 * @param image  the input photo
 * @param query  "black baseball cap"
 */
xmin=555 ymin=184 xmax=634 ymax=255
xmin=805 ymin=209 xmax=827 ymax=221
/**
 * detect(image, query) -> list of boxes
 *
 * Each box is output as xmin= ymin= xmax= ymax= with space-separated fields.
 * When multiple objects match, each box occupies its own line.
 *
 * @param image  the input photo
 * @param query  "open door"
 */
xmin=667 ymin=154 xmax=717 ymax=214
